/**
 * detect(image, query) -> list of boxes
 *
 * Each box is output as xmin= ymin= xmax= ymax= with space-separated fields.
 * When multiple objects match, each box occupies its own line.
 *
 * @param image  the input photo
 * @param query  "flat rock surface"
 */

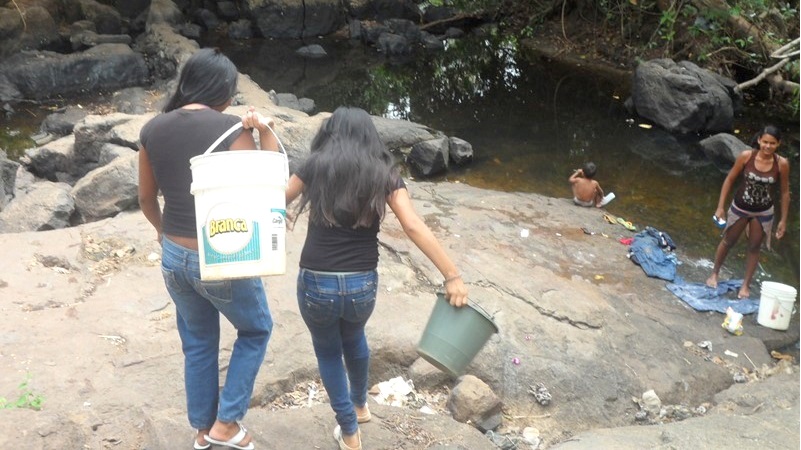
xmin=0 ymin=180 xmax=797 ymax=449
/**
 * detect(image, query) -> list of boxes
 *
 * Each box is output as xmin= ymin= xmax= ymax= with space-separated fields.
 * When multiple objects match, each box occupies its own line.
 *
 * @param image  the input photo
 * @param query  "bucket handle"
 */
xmin=437 ymin=291 xmax=498 ymax=322
xmin=203 ymin=121 xmax=289 ymax=157
xmin=202 ymin=121 xmax=290 ymax=184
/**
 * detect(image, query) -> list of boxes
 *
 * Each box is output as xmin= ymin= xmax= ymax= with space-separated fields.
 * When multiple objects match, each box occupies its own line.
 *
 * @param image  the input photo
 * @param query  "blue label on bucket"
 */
xmin=203 ymin=222 xmax=261 ymax=264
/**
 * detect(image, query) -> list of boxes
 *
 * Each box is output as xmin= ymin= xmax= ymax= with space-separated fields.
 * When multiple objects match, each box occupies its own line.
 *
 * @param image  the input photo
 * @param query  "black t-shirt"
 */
xmin=139 ymin=108 xmax=243 ymax=237
xmin=297 ymin=165 xmax=405 ymax=272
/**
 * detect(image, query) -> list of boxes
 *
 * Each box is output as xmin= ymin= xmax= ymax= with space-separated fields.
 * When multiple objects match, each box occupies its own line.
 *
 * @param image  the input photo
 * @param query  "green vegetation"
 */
xmin=425 ymin=0 xmax=799 ymax=117
xmin=0 ymin=375 xmax=45 ymax=411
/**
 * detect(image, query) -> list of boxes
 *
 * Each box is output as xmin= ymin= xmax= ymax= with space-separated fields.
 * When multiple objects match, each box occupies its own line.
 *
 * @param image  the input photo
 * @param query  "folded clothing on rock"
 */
xmin=666 ymin=278 xmax=760 ymax=314
xmin=628 ymin=226 xmax=678 ymax=281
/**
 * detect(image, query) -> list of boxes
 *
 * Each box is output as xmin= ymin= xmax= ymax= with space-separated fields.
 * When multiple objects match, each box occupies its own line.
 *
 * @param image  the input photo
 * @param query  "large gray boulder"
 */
xmin=0 ymin=180 xmax=74 ymax=232
xmin=247 ymin=0 xmax=345 ymax=39
xmin=0 ymin=44 xmax=148 ymax=103
xmin=71 ymin=152 xmax=139 ymax=224
xmin=23 ymin=135 xmax=78 ymax=183
xmin=699 ymin=133 xmax=750 ymax=172
xmin=0 ymin=150 xmax=19 ymax=210
xmin=407 ymin=137 xmax=449 ymax=176
xmin=630 ymin=59 xmax=739 ymax=135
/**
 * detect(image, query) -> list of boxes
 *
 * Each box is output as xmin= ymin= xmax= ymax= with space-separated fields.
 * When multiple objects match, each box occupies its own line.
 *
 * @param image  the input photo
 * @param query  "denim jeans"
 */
xmin=297 ymin=268 xmax=377 ymax=435
xmin=160 ymin=237 xmax=272 ymax=429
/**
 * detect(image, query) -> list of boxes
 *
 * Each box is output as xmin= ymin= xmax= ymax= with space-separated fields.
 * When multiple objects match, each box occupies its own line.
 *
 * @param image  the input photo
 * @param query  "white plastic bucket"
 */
xmin=756 ymin=281 xmax=797 ymax=331
xmin=189 ymin=122 xmax=289 ymax=280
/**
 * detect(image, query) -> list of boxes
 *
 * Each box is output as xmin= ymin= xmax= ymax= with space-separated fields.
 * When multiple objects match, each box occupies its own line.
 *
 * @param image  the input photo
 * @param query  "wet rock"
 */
xmin=270 ymin=93 xmax=315 ymax=114
xmin=448 ymin=137 xmax=473 ymax=166
xmin=630 ymin=59 xmax=738 ymax=134
xmin=40 ymin=106 xmax=90 ymax=137
xmin=296 ymin=44 xmax=327 ymax=58
xmin=699 ymin=133 xmax=748 ymax=171
xmin=228 ymin=19 xmax=253 ymax=40
xmin=217 ymin=1 xmax=240 ymax=21
xmin=407 ymin=137 xmax=449 ymax=177
xmin=378 ymin=32 xmax=410 ymax=55
xmin=0 ymin=44 xmax=148 ymax=103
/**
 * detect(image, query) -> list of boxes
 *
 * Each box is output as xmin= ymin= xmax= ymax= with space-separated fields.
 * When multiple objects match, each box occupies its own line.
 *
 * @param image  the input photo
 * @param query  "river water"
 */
xmin=211 ymin=33 xmax=799 ymax=291
xmin=1 ymin=33 xmax=797 ymax=292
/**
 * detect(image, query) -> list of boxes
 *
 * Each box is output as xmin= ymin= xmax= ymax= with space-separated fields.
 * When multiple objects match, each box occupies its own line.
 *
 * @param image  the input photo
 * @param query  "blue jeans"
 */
xmin=297 ymin=268 xmax=377 ymax=435
xmin=160 ymin=237 xmax=272 ymax=429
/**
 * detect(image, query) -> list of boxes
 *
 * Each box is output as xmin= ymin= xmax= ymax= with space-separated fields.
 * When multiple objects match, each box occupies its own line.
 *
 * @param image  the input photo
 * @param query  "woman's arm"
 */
xmin=387 ymin=188 xmax=468 ymax=307
xmin=229 ymin=125 xmax=259 ymax=150
xmin=286 ymin=174 xmax=304 ymax=206
xmin=137 ymin=147 xmax=163 ymax=242
xmin=775 ymin=156 xmax=791 ymax=239
xmin=714 ymin=150 xmax=749 ymax=218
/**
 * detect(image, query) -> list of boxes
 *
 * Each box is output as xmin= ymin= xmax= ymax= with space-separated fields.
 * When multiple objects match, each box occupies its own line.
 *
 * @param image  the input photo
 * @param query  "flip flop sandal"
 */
xmin=204 ymin=422 xmax=254 ymax=450
xmin=603 ymin=213 xmax=617 ymax=224
xmin=616 ymin=217 xmax=636 ymax=231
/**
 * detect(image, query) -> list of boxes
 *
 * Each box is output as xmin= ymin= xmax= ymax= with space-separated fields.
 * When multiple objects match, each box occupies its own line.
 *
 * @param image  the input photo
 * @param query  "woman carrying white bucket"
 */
xmin=285 ymin=107 xmax=468 ymax=450
xmin=138 ymin=48 xmax=278 ymax=450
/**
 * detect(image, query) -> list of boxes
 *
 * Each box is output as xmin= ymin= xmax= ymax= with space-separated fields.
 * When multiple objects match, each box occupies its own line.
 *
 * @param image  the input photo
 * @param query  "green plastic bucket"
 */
xmin=416 ymin=293 xmax=499 ymax=377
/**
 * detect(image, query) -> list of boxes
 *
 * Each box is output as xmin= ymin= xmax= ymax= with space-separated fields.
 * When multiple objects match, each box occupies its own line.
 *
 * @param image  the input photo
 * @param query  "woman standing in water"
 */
xmin=139 ymin=47 xmax=278 ymax=450
xmin=286 ymin=106 xmax=468 ymax=450
xmin=706 ymin=125 xmax=790 ymax=299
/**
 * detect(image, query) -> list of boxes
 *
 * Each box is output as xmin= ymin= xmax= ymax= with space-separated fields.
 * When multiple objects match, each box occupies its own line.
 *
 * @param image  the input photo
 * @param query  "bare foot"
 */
xmin=705 ymin=273 xmax=718 ymax=289
xmin=738 ymin=287 xmax=750 ymax=299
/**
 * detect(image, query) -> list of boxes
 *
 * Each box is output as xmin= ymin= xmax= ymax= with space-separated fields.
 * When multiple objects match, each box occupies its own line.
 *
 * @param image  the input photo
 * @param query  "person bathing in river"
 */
xmin=706 ymin=125 xmax=790 ymax=299
xmin=569 ymin=162 xmax=606 ymax=207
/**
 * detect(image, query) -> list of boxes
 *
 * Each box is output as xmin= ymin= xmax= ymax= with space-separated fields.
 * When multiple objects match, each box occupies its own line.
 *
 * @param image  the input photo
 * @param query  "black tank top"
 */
xmin=733 ymin=151 xmax=780 ymax=213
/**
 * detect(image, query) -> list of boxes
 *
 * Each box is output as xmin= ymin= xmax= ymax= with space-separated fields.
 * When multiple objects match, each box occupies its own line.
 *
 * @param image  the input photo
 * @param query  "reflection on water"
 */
xmin=216 ymin=33 xmax=800 ymax=289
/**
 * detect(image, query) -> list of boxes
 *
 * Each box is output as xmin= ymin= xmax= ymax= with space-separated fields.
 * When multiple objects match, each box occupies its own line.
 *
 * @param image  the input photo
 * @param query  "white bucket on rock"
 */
xmin=190 ymin=122 xmax=288 ymax=280
xmin=756 ymin=281 xmax=797 ymax=331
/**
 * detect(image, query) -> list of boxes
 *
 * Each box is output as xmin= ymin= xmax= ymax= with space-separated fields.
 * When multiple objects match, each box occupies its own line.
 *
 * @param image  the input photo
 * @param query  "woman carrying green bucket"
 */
xmin=285 ymin=106 xmax=468 ymax=450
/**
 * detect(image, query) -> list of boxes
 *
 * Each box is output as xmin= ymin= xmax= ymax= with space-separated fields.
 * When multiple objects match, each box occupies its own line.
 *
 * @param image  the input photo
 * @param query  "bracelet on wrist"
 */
xmin=444 ymin=274 xmax=461 ymax=283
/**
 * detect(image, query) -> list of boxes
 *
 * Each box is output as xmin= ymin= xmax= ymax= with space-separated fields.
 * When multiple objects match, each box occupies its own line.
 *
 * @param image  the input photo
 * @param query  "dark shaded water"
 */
xmin=1 ymin=34 xmax=797 ymax=292
xmin=211 ymin=33 xmax=799 ymax=291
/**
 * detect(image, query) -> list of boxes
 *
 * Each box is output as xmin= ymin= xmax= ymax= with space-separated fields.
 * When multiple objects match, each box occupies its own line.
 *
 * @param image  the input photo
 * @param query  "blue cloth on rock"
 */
xmin=666 ymin=278 xmax=759 ymax=314
xmin=629 ymin=227 xmax=677 ymax=281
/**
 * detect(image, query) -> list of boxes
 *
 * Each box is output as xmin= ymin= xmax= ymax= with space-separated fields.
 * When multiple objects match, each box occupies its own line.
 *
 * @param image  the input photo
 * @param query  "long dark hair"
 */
xmin=296 ymin=106 xmax=400 ymax=228
xmin=162 ymin=48 xmax=238 ymax=112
